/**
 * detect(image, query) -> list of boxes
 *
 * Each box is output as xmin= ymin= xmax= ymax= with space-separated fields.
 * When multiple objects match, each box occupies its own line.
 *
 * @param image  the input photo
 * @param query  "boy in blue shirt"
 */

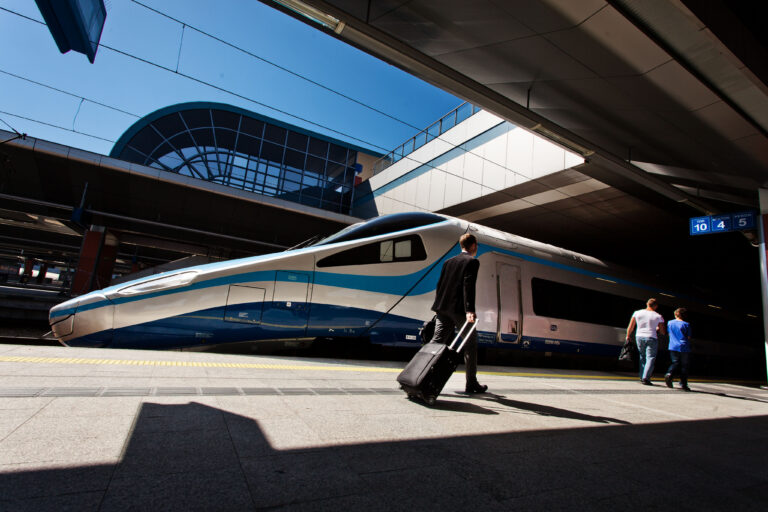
xmin=665 ymin=308 xmax=691 ymax=391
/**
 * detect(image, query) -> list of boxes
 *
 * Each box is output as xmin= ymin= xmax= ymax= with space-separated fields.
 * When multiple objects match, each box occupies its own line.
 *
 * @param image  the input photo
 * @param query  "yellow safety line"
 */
xmin=0 ymin=355 xmax=760 ymax=384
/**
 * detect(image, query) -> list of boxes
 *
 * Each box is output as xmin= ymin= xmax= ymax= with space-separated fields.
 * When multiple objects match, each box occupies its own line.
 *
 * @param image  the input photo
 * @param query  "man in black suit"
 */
xmin=431 ymin=233 xmax=487 ymax=394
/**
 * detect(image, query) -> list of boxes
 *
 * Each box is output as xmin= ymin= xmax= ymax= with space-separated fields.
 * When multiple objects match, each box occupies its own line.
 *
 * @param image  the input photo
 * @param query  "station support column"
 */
xmin=71 ymin=226 xmax=119 ymax=296
xmin=36 ymin=262 xmax=48 ymax=284
xmin=759 ymin=189 xmax=768 ymax=387
xmin=21 ymin=258 xmax=34 ymax=283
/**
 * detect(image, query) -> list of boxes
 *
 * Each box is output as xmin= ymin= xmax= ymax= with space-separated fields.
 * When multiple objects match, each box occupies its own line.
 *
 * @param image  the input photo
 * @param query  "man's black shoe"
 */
xmin=664 ymin=374 xmax=673 ymax=388
xmin=465 ymin=383 xmax=488 ymax=394
xmin=641 ymin=379 xmax=653 ymax=386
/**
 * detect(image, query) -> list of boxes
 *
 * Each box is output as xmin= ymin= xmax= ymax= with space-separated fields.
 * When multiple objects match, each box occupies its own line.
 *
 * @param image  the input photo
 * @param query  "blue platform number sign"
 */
xmin=710 ymin=214 xmax=731 ymax=233
xmin=690 ymin=211 xmax=756 ymax=236
xmin=690 ymin=216 xmax=710 ymax=236
xmin=733 ymin=211 xmax=755 ymax=230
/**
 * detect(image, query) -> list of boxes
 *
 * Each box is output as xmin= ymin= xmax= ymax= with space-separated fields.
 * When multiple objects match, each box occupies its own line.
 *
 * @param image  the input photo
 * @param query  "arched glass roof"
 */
xmin=110 ymin=102 xmax=376 ymax=214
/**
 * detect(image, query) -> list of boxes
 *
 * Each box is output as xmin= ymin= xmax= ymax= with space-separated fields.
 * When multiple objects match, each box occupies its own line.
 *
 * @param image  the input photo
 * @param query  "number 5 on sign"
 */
xmin=690 ymin=216 xmax=710 ymax=236
xmin=733 ymin=212 xmax=755 ymax=230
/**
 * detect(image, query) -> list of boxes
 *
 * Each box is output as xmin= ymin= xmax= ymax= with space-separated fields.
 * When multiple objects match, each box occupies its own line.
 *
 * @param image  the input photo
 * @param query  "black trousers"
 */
xmin=666 ymin=350 xmax=690 ymax=386
xmin=432 ymin=312 xmax=479 ymax=385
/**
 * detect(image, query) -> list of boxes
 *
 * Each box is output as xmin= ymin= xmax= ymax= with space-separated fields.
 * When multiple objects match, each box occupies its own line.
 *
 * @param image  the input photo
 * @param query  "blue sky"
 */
xmin=0 ymin=0 xmax=462 ymax=156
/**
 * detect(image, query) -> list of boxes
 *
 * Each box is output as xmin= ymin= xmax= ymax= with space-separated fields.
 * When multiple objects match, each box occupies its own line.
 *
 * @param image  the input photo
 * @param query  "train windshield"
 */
xmin=314 ymin=212 xmax=446 ymax=246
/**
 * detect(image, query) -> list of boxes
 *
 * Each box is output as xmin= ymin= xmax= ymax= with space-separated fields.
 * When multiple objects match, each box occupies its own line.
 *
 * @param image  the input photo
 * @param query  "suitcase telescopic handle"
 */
xmin=449 ymin=320 xmax=478 ymax=353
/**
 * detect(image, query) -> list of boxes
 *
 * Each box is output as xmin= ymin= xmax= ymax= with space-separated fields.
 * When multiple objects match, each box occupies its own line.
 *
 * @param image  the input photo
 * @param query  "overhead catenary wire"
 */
xmin=72 ymin=98 xmax=85 ymax=130
xmin=0 ymin=4 xmax=614 ymax=233
xmin=1 ymin=5 xmax=391 ymax=152
xmin=0 ymin=68 xmax=138 ymax=143
xmin=97 ymin=42 xmax=384 ymax=151
xmin=123 ymin=1 xmax=639 ymax=231
xmin=0 ymin=114 xmax=21 ymax=134
xmin=0 ymin=113 xmax=26 ymax=146
xmin=121 ymin=2 xmax=607 ymax=219
xmin=0 ymin=89 xmax=25 ymax=139
xmin=0 ymin=109 xmax=116 ymax=143
xmin=130 ymin=0 xmax=429 ymax=135
xmin=0 ymin=4 xmax=549 ymax=179
xmin=0 ymin=69 xmax=141 ymax=119
xmin=4 ymin=4 xmax=384 ymax=151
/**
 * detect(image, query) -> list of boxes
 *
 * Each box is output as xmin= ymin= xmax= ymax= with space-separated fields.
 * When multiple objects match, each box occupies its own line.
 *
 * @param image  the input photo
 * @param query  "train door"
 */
xmin=261 ymin=271 xmax=311 ymax=337
xmin=497 ymin=263 xmax=522 ymax=343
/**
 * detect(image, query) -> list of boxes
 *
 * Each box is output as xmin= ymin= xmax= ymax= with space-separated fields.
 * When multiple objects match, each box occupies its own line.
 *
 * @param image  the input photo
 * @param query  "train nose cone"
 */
xmin=49 ymin=312 xmax=75 ymax=345
xmin=49 ymin=297 xmax=79 ymax=344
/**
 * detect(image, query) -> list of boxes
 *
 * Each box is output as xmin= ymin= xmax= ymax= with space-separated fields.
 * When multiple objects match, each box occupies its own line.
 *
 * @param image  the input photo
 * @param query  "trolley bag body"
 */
xmin=397 ymin=321 xmax=477 ymax=405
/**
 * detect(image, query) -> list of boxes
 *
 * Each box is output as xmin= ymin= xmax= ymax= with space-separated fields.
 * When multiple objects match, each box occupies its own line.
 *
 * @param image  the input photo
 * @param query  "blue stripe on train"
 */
xmin=50 ymin=254 xmax=457 ymax=321
xmin=67 ymin=302 xmax=394 ymax=349
xmin=64 ymin=301 xmax=621 ymax=357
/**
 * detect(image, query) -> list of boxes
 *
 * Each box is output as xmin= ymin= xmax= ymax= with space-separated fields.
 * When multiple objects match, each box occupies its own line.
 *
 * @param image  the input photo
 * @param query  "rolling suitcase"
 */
xmin=397 ymin=320 xmax=477 ymax=405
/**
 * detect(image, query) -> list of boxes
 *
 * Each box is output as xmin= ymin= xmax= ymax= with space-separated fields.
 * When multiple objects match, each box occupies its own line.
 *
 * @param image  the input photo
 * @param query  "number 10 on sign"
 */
xmin=690 ymin=217 xmax=710 ymax=235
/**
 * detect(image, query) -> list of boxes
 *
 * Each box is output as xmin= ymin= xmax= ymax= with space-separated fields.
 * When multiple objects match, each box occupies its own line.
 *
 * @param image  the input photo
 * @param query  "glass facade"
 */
xmin=111 ymin=104 xmax=360 ymax=214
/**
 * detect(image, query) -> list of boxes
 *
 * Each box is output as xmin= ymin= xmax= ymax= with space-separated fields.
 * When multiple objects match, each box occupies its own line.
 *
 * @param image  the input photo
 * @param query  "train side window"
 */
xmin=531 ymin=278 xmax=755 ymax=345
xmin=380 ymin=241 xmax=394 ymax=262
xmin=531 ymin=277 xmax=640 ymax=328
xmin=317 ymin=235 xmax=426 ymax=267
xmin=395 ymin=240 xmax=411 ymax=258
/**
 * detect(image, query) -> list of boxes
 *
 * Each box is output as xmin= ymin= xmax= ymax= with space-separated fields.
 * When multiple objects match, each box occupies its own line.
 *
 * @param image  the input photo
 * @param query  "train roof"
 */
xmin=313 ymin=212 xmax=613 ymax=273
xmin=313 ymin=212 xmax=450 ymax=246
xmin=471 ymin=223 xmax=607 ymax=268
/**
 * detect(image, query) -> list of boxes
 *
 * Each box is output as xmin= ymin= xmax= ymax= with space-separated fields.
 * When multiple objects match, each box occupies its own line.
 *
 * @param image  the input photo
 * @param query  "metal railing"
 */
xmin=372 ymin=102 xmax=482 ymax=175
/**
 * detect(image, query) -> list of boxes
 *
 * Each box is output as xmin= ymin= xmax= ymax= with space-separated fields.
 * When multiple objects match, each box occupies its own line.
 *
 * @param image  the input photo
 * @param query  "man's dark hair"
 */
xmin=647 ymin=298 xmax=658 ymax=308
xmin=459 ymin=233 xmax=477 ymax=250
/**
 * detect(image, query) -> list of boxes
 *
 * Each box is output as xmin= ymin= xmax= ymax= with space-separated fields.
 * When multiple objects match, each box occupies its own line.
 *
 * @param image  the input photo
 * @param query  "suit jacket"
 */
xmin=431 ymin=251 xmax=480 ymax=316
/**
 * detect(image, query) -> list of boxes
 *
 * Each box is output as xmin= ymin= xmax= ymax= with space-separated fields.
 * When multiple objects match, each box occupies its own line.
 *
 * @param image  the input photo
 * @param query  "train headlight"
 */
xmin=117 ymin=271 xmax=198 ymax=296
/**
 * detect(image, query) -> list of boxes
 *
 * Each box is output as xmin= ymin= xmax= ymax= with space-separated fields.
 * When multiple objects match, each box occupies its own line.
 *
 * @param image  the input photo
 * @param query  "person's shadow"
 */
xmin=464 ymin=392 xmax=631 ymax=424
xmin=682 ymin=387 xmax=768 ymax=404
xmin=406 ymin=395 xmax=499 ymax=414
xmin=411 ymin=389 xmax=630 ymax=423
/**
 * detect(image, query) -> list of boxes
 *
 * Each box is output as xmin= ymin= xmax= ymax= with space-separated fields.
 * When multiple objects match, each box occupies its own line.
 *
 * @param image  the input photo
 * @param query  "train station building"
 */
xmin=0 ymin=101 xmax=384 ymax=297
xmin=110 ymin=102 xmax=381 ymax=216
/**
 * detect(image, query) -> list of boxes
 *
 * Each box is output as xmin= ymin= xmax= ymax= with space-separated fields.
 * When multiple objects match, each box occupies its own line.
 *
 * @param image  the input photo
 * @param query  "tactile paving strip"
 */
xmin=0 ymin=386 xmax=422 ymax=397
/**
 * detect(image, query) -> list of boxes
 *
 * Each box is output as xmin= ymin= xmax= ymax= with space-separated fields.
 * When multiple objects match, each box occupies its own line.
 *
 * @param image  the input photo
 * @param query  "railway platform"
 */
xmin=0 ymin=342 xmax=766 ymax=511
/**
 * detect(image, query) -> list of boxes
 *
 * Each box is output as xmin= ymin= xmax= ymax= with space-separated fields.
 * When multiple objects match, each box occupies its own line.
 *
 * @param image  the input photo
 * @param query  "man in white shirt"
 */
xmin=626 ymin=298 xmax=666 ymax=385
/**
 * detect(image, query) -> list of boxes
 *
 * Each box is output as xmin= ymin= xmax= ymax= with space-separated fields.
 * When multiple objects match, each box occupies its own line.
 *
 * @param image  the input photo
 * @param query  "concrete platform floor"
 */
xmin=0 ymin=343 xmax=766 ymax=511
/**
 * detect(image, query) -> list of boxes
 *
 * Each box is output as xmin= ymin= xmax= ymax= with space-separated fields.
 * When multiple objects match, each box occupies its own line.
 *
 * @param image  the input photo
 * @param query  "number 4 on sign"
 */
xmin=711 ymin=215 xmax=731 ymax=233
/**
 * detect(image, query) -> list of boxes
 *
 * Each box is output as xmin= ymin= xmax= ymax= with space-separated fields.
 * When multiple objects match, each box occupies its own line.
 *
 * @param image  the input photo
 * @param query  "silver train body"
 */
xmin=49 ymin=213 xmax=757 ymax=360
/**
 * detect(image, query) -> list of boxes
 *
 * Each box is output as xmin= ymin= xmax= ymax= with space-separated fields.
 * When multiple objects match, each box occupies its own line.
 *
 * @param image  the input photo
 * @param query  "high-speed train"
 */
xmin=48 ymin=212 xmax=760 ymax=364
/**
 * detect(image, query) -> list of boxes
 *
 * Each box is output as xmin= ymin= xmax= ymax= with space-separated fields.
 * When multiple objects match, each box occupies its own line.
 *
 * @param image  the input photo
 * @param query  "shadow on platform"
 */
xmin=479 ymin=393 xmax=631 ymax=424
xmin=1 ymin=402 xmax=767 ymax=510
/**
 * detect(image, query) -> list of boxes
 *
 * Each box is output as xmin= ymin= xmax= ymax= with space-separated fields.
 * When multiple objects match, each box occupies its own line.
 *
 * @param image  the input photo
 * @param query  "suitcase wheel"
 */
xmin=425 ymin=396 xmax=436 ymax=406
